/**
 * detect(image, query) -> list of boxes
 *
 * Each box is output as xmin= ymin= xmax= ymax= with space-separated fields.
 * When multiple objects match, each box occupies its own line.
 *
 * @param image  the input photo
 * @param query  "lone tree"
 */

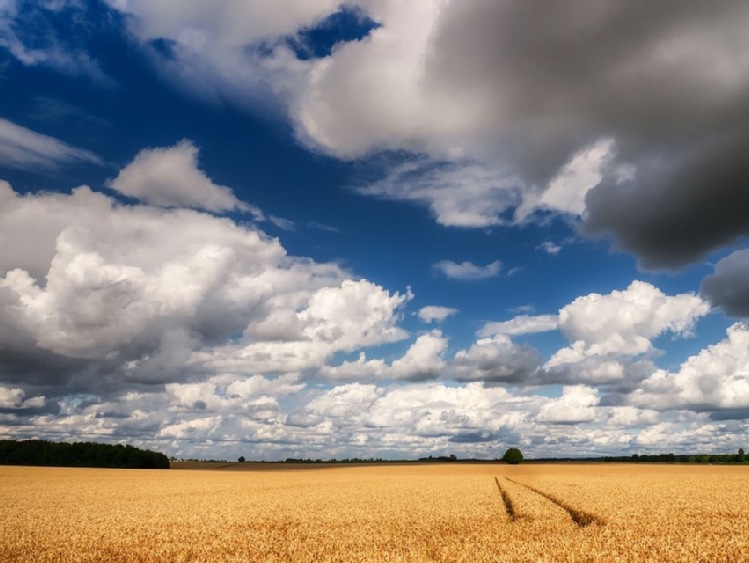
xmin=503 ymin=447 xmax=523 ymax=465
xmin=238 ymin=456 xmax=246 ymax=463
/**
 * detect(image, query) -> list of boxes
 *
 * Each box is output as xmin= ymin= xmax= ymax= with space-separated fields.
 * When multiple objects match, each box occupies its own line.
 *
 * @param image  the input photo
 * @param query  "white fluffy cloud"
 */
xmin=0 ymin=179 xmax=411 ymax=387
xmin=321 ymin=331 xmax=447 ymax=382
xmin=108 ymin=141 xmax=255 ymax=213
xmin=541 ymin=281 xmax=709 ymax=387
xmin=0 ymin=118 xmax=100 ymax=170
xmin=632 ymin=323 xmax=749 ymax=412
xmin=434 ymin=259 xmax=501 ymax=280
xmin=479 ymin=315 xmax=558 ymax=337
xmin=417 ymin=305 xmax=457 ymax=323
xmin=549 ymin=281 xmax=709 ymax=363
xmin=537 ymin=385 xmax=600 ymax=424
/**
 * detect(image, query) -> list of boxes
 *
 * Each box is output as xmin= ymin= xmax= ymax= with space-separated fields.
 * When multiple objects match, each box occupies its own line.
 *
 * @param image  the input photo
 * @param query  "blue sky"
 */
xmin=1 ymin=1 xmax=749 ymax=460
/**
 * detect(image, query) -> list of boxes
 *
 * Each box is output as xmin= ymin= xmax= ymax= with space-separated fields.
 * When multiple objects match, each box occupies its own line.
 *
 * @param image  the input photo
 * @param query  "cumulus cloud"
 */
xmin=632 ymin=323 xmax=749 ymax=413
xmin=434 ymin=259 xmax=501 ymax=280
xmin=321 ymin=331 xmax=447 ymax=382
xmin=107 ymin=141 xmax=255 ymax=213
xmin=537 ymin=385 xmax=599 ymax=424
xmin=479 ymin=315 xmax=558 ymax=338
xmin=550 ymin=281 xmax=708 ymax=360
xmin=542 ymin=281 xmax=709 ymax=387
xmin=451 ymin=334 xmax=541 ymax=383
xmin=0 ymin=118 xmax=100 ymax=170
xmin=701 ymin=249 xmax=749 ymax=317
xmin=417 ymin=306 xmax=457 ymax=323
xmin=0 ymin=179 xmax=412 ymax=396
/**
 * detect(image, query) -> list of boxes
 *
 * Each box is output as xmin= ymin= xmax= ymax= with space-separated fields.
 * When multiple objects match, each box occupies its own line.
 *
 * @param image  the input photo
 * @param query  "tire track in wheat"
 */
xmin=494 ymin=477 xmax=516 ymax=521
xmin=504 ymin=477 xmax=603 ymax=528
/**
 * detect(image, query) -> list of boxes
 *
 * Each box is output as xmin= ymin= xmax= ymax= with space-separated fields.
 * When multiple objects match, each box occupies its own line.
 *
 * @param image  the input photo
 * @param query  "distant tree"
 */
xmin=503 ymin=447 xmax=523 ymax=465
xmin=238 ymin=456 xmax=246 ymax=463
xmin=738 ymin=448 xmax=745 ymax=462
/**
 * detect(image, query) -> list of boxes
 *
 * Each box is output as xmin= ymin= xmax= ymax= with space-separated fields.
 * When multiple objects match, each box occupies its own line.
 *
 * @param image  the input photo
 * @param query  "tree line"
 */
xmin=534 ymin=449 xmax=746 ymax=464
xmin=0 ymin=439 xmax=170 ymax=469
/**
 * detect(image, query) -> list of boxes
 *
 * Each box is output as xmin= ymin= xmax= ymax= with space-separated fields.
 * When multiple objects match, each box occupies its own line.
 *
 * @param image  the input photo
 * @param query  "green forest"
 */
xmin=0 ymin=439 xmax=169 ymax=469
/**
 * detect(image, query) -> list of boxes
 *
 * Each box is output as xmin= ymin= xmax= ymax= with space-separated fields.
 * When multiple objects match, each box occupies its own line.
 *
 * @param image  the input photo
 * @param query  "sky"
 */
xmin=1 ymin=0 xmax=749 ymax=461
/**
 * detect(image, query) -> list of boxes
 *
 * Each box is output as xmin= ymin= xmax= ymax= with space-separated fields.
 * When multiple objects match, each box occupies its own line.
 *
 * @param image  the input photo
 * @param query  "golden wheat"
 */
xmin=1 ymin=463 xmax=748 ymax=562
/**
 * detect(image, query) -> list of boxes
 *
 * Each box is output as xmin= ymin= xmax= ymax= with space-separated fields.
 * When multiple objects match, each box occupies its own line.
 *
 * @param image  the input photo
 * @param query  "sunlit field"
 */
xmin=2 ymin=463 xmax=748 ymax=562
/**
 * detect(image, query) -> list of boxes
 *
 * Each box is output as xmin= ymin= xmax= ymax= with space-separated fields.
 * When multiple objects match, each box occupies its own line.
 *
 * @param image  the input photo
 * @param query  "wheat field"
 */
xmin=2 ymin=463 xmax=748 ymax=562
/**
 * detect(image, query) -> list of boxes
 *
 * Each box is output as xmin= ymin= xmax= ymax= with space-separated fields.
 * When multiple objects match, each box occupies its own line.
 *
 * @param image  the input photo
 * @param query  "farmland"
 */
xmin=2 ymin=463 xmax=748 ymax=562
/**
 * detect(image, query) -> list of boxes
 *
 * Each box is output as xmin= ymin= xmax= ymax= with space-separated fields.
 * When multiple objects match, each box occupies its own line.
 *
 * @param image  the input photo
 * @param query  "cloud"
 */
xmin=290 ymin=0 xmax=749 ymax=268
xmin=417 ymin=306 xmax=457 ymax=323
xmin=191 ymin=278 xmax=411 ymax=376
xmin=537 ymin=385 xmax=599 ymax=424
xmin=321 ymin=331 xmax=447 ymax=382
xmin=0 ymin=2 xmax=113 ymax=85
xmin=107 ymin=141 xmax=255 ymax=214
xmin=551 ymin=281 xmax=708 ymax=360
xmin=0 ymin=178 xmax=411 ymax=396
xmin=8 ymin=1 xmax=747 ymax=267
xmin=108 ymin=0 xmax=340 ymax=49
xmin=451 ymin=334 xmax=541 ymax=383
xmin=434 ymin=259 xmax=501 ymax=280
xmin=478 ymin=315 xmax=558 ymax=337
xmin=701 ymin=249 xmax=749 ymax=317
xmin=0 ymin=118 xmax=100 ymax=170
xmin=269 ymin=215 xmax=295 ymax=231
xmin=632 ymin=323 xmax=749 ymax=413
xmin=8 ymin=1 xmax=749 ymax=268
xmin=542 ymin=281 xmax=709 ymax=387
xmin=517 ymin=139 xmax=615 ymax=220
xmin=584 ymin=135 xmax=749 ymax=269
xmin=0 ymin=385 xmax=45 ymax=410
xmin=104 ymin=0 xmax=342 ymax=108
xmin=536 ymin=242 xmax=562 ymax=256
xmin=358 ymin=159 xmax=520 ymax=228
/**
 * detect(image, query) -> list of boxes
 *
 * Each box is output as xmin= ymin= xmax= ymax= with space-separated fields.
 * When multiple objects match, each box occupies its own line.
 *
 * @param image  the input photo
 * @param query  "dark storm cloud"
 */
xmin=701 ymin=249 xmax=749 ymax=316
xmin=586 ymin=132 xmax=749 ymax=269
xmin=427 ymin=0 xmax=749 ymax=268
